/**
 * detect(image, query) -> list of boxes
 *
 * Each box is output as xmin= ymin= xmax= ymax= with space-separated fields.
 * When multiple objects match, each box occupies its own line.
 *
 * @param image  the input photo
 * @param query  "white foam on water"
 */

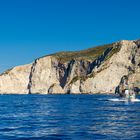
xmin=108 ymin=98 xmax=140 ymax=102
xmin=108 ymin=98 xmax=127 ymax=102
xmin=130 ymin=98 xmax=140 ymax=102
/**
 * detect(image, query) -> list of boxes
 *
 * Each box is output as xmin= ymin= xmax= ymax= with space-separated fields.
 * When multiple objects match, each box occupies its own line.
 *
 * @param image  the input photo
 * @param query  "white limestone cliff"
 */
xmin=0 ymin=64 xmax=32 ymax=94
xmin=82 ymin=40 xmax=138 ymax=93
xmin=0 ymin=39 xmax=139 ymax=94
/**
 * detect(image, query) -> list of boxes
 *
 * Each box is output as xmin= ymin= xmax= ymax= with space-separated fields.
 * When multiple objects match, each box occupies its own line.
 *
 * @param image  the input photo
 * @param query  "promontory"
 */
xmin=0 ymin=39 xmax=140 ymax=94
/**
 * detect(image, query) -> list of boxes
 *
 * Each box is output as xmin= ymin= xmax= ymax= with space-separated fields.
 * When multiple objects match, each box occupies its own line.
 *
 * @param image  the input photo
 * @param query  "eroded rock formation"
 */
xmin=0 ymin=39 xmax=140 ymax=94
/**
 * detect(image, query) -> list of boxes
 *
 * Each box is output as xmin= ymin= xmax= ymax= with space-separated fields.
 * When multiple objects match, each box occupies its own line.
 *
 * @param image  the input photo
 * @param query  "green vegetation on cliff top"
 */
xmin=49 ymin=43 xmax=115 ymax=62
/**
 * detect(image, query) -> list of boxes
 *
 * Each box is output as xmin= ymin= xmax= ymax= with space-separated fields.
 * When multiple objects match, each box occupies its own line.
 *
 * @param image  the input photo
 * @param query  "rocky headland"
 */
xmin=0 ymin=39 xmax=140 ymax=94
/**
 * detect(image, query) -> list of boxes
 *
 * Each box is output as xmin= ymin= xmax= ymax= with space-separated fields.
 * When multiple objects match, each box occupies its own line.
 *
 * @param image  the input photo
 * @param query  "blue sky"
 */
xmin=0 ymin=0 xmax=140 ymax=72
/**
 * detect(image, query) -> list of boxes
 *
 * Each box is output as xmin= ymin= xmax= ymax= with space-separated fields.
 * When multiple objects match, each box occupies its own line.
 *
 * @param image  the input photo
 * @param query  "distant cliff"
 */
xmin=0 ymin=39 xmax=140 ymax=94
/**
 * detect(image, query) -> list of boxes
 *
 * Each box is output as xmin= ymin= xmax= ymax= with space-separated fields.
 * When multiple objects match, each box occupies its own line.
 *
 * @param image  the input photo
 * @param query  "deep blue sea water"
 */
xmin=0 ymin=94 xmax=140 ymax=140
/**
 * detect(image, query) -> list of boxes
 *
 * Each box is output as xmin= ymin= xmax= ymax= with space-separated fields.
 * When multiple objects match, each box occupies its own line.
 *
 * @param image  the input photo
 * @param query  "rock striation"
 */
xmin=0 ymin=39 xmax=140 ymax=94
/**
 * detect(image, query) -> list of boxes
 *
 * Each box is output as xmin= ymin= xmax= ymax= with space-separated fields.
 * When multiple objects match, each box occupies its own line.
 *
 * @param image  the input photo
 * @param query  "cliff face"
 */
xmin=0 ymin=64 xmax=32 ymax=94
xmin=82 ymin=40 xmax=140 ymax=93
xmin=0 ymin=39 xmax=140 ymax=94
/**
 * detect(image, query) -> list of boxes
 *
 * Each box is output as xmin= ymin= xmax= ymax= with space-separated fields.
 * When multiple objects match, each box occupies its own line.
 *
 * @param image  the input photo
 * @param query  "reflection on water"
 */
xmin=0 ymin=94 xmax=140 ymax=139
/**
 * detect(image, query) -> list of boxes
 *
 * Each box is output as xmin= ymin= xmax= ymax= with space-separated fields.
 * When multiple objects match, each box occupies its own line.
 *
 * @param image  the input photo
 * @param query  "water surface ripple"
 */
xmin=0 ymin=94 xmax=140 ymax=140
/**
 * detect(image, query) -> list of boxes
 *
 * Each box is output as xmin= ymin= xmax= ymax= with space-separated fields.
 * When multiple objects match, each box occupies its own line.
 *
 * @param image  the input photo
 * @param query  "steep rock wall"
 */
xmin=0 ymin=64 xmax=31 ymax=94
xmin=0 ymin=39 xmax=139 ymax=94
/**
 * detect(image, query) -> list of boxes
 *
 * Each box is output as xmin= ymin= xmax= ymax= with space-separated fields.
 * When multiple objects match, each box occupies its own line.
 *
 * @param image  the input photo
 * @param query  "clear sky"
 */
xmin=0 ymin=0 xmax=140 ymax=72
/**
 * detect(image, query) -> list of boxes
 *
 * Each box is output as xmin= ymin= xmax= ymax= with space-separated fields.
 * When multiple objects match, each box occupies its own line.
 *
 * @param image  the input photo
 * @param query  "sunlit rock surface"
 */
xmin=0 ymin=39 xmax=140 ymax=94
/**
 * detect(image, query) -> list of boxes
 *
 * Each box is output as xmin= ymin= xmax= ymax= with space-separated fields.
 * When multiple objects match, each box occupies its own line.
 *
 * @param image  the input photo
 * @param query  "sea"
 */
xmin=0 ymin=94 xmax=140 ymax=140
